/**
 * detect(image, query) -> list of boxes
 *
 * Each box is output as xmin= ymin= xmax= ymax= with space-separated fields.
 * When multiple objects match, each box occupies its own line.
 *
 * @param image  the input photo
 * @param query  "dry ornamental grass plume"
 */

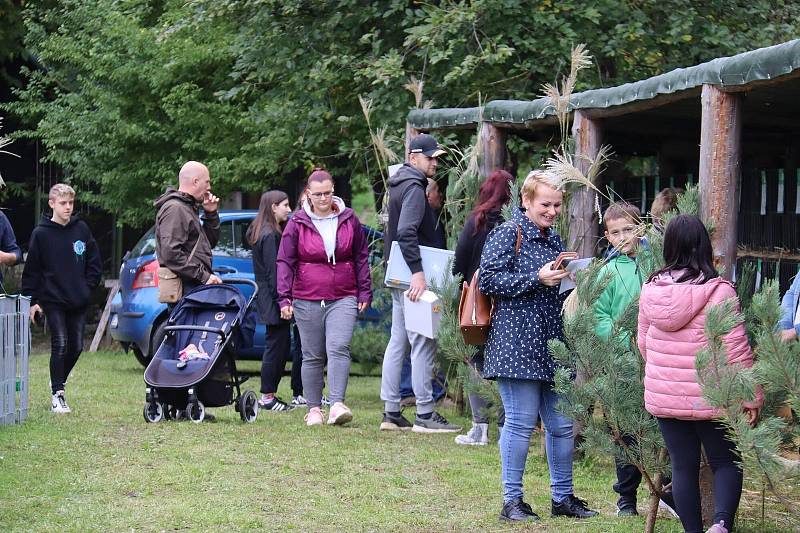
xmin=0 ymin=118 xmax=21 ymax=188
xmin=403 ymin=76 xmax=424 ymax=109
xmin=541 ymin=44 xmax=593 ymax=141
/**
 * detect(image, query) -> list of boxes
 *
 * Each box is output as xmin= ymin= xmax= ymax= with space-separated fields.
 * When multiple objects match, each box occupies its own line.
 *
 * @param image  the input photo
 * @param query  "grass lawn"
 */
xmin=0 ymin=349 xmax=795 ymax=532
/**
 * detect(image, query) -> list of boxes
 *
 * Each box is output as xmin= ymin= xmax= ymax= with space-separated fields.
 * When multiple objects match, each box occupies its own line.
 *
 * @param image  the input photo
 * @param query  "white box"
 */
xmin=403 ymin=290 xmax=442 ymax=339
xmin=384 ymin=241 xmax=455 ymax=290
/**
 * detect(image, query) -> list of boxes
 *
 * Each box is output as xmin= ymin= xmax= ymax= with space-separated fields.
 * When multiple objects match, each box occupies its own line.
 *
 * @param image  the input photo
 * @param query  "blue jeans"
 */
xmin=497 ymin=378 xmax=574 ymax=503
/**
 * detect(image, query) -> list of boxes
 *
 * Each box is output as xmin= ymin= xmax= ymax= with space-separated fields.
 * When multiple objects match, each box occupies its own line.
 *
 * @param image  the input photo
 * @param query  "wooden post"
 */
xmin=699 ymin=84 xmax=742 ymax=280
xmin=570 ymin=111 xmax=603 ymax=258
xmin=479 ymin=122 xmax=507 ymax=177
xmin=89 ymin=280 xmax=119 ymax=353
xmin=404 ymin=123 xmax=420 ymax=163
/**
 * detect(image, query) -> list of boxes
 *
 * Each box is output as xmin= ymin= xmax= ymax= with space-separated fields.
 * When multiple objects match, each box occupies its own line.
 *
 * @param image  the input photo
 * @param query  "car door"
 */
xmin=211 ymin=214 xmax=265 ymax=358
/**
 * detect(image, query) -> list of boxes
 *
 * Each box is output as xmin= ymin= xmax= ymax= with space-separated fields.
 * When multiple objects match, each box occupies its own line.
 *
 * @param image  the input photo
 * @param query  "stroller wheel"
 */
xmin=238 ymin=390 xmax=258 ymax=423
xmin=143 ymin=401 xmax=164 ymax=423
xmin=187 ymin=401 xmax=205 ymax=423
xmin=163 ymin=404 xmax=180 ymax=421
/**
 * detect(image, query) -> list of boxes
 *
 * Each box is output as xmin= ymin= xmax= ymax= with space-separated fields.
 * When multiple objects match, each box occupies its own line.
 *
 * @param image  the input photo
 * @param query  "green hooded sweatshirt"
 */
xmin=593 ymin=250 xmax=651 ymax=340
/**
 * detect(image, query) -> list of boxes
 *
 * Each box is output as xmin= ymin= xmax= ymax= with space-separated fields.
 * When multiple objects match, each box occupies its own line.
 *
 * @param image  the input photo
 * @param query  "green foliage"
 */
xmin=551 ymin=261 xmax=670 ymax=491
xmin=350 ymin=261 xmax=392 ymax=373
xmin=7 ymin=1 xmax=800 ymax=223
xmin=750 ymin=282 xmax=800 ymax=416
xmin=696 ymin=283 xmax=799 ymax=513
xmin=350 ymin=324 xmax=388 ymax=376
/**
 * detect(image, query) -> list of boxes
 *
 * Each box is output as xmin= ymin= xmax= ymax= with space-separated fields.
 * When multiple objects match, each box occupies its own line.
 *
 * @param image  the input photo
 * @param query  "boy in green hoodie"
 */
xmin=594 ymin=202 xmax=647 ymax=341
xmin=593 ymin=202 xmax=671 ymax=516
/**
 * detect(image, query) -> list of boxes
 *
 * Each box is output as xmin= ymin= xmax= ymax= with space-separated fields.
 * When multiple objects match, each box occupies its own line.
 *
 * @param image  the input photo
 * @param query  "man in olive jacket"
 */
xmin=154 ymin=161 xmax=222 ymax=292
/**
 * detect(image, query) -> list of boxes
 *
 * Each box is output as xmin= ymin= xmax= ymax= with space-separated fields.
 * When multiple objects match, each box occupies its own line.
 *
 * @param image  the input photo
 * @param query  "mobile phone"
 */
xmin=552 ymin=251 xmax=578 ymax=270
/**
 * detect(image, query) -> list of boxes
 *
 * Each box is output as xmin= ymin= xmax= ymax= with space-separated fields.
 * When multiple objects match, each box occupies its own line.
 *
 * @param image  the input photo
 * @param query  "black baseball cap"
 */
xmin=408 ymin=134 xmax=446 ymax=158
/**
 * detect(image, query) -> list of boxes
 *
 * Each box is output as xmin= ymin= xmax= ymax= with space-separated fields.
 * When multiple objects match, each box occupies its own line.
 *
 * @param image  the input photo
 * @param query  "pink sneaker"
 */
xmin=327 ymin=402 xmax=353 ymax=425
xmin=304 ymin=407 xmax=325 ymax=426
xmin=706 ymin=521 xmax=728 ymax=533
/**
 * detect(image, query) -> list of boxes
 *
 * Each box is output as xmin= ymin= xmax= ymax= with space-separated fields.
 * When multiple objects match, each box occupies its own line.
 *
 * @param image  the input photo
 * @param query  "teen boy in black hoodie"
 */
xmin=22 ymin=183 xmax=102 ymax=413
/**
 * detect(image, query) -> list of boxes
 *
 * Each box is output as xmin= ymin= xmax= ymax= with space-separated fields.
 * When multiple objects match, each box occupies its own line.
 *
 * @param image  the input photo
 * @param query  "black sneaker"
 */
xmin=380 ymin=411 xmax=413 ymax=431
xmin=500 ymin=498 xmax=540 ymax=522
xmin=258 ymin=396 xmax=295 ymax=412
xmin=616 ymin=498 xmax=638 ymax=516
xmin=411 ymin=411 xmax=461 ymax=433
xmin=551 ymin=494 xmax=599 ymax=518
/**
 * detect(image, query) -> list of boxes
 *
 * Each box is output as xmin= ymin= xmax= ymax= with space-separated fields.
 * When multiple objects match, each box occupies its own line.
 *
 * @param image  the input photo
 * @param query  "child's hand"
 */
xmin=743 ymin=406 xmax=759 ymax=427
xmin=29 ymin=304 xmax=43 ymax=325
xmin=780 ymin=328 xmax=797 ymax=342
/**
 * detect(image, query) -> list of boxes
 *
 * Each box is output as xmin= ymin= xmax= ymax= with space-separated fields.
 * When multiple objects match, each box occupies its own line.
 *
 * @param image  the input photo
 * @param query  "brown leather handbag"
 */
xmin=458 ymin=224 xmax=521 ymax=345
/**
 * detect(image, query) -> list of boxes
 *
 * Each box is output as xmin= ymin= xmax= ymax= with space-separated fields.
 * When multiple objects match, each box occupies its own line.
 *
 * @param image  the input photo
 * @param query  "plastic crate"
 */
xmin=0 ymin=295 xmax=30 ymax=425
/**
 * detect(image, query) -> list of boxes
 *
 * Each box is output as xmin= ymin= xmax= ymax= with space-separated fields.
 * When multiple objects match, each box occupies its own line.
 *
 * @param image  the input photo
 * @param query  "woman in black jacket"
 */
xmin=248 ymin=190 xmax=296 ymax=411
xmin=452 ymin=169 xmax=512 ymax=446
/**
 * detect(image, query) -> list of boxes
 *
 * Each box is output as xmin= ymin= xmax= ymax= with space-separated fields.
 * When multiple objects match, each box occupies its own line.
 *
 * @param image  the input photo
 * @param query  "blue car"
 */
xmin=110 ymin=210 xmax=385 ymax=366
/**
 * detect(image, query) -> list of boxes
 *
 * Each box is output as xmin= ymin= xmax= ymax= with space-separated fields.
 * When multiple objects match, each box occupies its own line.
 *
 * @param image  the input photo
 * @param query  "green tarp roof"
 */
xmin=408 ymin=39 xmax=800 ymax=130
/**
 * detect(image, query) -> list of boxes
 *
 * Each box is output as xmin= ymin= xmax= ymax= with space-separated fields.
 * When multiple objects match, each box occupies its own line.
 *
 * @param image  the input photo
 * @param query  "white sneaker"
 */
xmin=51 ymin=392 xmax=71 ymax=413
xmin=455 ymin=422 xmax=489 ymax=445
xmin=291 ymin=395 xmax=308 ymax=408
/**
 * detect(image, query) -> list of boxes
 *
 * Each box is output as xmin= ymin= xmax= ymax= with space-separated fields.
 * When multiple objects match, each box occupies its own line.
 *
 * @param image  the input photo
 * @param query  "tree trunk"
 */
xmin=700 ymin=448 xmax=715 ymax=528
xmin=569 ymin=111 xmax=603 ymax=258
xmin=699 ymin=84 xmax=742 ymax=280
xmin=479 ymin=122 xmax=507 ymax=178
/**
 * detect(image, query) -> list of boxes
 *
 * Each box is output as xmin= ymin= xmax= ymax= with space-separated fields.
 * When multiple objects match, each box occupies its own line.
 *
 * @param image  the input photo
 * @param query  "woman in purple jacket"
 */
xmin=277 ymin=169 xmax=372 ymax=426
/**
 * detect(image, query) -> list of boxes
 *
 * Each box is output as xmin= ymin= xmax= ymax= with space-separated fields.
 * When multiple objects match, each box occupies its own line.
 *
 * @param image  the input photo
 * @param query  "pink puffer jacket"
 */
xmin=637 ymin=272 xmax=762 ymax=420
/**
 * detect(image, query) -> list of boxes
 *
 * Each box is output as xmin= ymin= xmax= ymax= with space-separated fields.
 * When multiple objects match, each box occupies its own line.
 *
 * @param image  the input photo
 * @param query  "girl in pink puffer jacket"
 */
xmin=638 ymin=214 xmax=761 ymax=533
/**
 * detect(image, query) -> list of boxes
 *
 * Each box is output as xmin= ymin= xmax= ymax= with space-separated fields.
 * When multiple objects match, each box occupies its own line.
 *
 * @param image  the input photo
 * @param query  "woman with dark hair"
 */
xmin=248 ymin=190 xmax=297 ymax=411
xmin=638 ymin=214 xmax=761 ymax=533
xmin=452 ymin=169 xmax=513 ymax=446
xmin=277 ymin=169 xmax=372 ymax=426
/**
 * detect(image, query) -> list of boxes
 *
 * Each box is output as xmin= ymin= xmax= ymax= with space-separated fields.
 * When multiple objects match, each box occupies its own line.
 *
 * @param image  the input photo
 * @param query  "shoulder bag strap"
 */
xmin=186 ymin=235 xmax=201 ymax=263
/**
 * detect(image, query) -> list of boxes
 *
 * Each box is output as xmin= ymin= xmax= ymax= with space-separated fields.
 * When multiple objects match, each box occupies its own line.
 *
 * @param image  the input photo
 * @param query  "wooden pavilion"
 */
xmin=405 ymin=39 xmax=800 ymax=290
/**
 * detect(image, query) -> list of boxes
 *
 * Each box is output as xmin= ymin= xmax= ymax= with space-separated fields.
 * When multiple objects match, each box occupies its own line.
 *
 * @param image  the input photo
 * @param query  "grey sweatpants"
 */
xmin=293 ymin=297 xmax=358 ymax=409
xmin=380 ymin=288 xmax=437 ymax=415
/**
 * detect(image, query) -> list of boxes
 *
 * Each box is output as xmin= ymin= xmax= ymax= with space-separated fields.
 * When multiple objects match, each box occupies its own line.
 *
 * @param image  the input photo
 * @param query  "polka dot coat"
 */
xmin=478 ymin=207 xmax=567 ymax=382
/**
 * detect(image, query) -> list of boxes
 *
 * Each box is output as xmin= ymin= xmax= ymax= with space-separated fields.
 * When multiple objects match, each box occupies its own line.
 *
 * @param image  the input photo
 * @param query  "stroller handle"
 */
xmin=165 ymin=324 xmax=227 ymax=342
xmin=220 ymin=277 xmax=258 ymax=306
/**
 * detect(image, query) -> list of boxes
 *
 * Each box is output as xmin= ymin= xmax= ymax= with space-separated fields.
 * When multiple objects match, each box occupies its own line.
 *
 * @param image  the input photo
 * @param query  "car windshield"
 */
xmin=129 ymin=226 xmax=156 ymax=258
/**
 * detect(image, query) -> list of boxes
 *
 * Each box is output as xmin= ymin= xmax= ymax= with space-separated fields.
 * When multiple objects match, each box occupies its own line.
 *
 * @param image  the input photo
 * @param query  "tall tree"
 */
xmin=5 ymin=0 xmax=800 ymax=222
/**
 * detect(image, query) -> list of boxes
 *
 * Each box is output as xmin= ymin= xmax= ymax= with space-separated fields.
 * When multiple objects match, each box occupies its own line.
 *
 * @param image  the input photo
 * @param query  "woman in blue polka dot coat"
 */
xmin=479 ymin=170 xmax=598 ymax=523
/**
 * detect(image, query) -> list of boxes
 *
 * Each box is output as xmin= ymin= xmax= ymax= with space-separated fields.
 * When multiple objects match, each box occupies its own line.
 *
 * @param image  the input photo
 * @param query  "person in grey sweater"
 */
xmin=379 ymin=133 xmax=460 ymax=434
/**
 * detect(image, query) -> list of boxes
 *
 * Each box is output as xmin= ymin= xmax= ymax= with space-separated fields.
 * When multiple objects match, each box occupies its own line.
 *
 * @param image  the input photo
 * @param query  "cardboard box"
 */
xmin=403 ymin=290 xmax=442 ymax=339
xmin=384 ymin=241 xmax=455 ymax=290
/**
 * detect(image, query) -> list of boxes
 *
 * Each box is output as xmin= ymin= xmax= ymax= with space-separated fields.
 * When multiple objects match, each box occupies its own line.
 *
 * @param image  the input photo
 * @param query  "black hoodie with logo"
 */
xmin=21 ymin=216 xmax=102 ymax=309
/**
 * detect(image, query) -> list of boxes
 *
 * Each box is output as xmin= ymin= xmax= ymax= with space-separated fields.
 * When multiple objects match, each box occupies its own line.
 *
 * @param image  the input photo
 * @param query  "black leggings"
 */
xmin=658 ymin=417 xmax=743 ymax=532
xmin=46 ymin=307 xmax=87 ymax=394
xmin=260 ymin=322 xmax=291 ymax=395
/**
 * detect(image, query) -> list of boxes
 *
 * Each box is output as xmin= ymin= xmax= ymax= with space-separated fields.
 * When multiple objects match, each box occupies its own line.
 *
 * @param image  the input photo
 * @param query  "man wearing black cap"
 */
xmin=379 ymin=133 xmax=461 ymax=433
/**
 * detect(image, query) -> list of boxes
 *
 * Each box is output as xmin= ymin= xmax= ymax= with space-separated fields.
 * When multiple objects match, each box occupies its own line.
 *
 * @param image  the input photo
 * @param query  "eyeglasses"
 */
xmin=310 ymin=190 xmax=334 ymax=199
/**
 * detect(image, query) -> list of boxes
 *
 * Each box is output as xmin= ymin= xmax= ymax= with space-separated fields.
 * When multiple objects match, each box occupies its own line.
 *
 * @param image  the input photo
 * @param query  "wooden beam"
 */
xmin=89 ymin=279 xmax=119 ymax=353
xmin=478 ymin=122 xmax=507 ymax=177
xmin=569 ymin=111 xmax=603 ymax=258
xmin=404 ymin=123 xmax=420 ymax=163
xmin=699 ymin=84 xmax=742 ymax=280
xmin=720 ymin=68 xmax=800 ymax=93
